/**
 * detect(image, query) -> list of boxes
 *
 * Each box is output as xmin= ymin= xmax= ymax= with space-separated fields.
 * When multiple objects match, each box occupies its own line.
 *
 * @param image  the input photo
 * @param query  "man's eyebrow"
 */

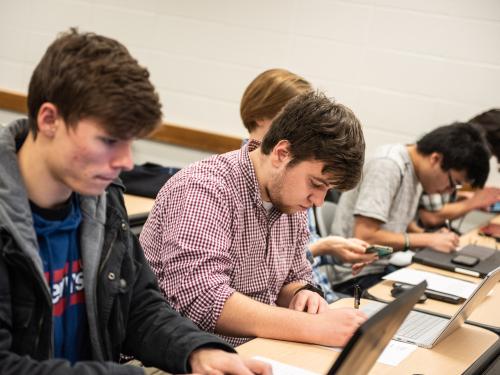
xmin=311 ymin=176 xmax=333 ymax=187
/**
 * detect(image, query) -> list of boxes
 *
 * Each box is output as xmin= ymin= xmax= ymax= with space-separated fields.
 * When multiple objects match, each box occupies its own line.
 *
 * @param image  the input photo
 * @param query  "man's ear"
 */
xmin=37 ymin=102 xmax=61 ymax=138
xmin=270 ymin=140 xmax=292 ymax=167
xmin=429 ymin=152 xmax=443 ymax=168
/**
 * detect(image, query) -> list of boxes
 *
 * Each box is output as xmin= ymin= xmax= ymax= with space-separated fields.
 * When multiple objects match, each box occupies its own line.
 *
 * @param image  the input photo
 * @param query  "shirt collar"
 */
xmin=238 ymin=140 xmax=262 ymax=207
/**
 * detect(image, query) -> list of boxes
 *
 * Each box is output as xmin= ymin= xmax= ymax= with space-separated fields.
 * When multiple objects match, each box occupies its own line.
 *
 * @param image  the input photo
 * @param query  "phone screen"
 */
xmin=490 ymin=202 xmax=500 ymax=213
xmin=366 ymin=245 xmax=393 ymax=257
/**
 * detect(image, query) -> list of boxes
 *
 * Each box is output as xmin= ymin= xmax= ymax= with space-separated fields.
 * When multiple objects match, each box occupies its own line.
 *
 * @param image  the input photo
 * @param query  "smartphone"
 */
xmin=451 ymin=254 xmax=479 ymax=267
xmin=392 ymin=282 xmax=464 ymax=304
xmin=490 ymin=202 xmax=500 ymax=213
xmin=425 ymin=289 xmax=465 ymax=304
xmin=366 ymin=244 xmax=393 ymax=258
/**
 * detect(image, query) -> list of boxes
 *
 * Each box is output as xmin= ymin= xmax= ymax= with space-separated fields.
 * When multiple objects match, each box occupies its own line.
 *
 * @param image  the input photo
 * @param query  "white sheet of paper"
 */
xmin=376 ymin=340 xmax=417 ymax=366
xmin=383 ymin=268 xmax=476 ymax=299
xmin=253 ymin=356 xmax=320 ymax=375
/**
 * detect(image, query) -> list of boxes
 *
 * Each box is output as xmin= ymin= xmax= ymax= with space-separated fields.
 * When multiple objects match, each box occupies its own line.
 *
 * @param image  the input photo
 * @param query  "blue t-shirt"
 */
xmin=32 ymin=194 xmax=90 ymax=364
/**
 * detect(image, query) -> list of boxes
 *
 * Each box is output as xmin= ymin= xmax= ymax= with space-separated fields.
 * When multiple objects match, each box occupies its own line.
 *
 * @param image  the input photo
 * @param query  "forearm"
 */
xmin=215 ymin=292 xmax=319 ymax=343
xmin=308 ymin=239 xmax=329 ymax=257
xmin=419 ymin=200 xmax=475 ymax=227
xmin=354 ymin=226 xmax=408 ymax=251
xmin=354 ymin=225 xmax=435 ymax=251
xmin=407 ymin=221 xmax=425 ymax=234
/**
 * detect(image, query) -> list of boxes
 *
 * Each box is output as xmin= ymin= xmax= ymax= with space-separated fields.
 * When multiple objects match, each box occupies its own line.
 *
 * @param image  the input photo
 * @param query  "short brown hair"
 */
xmin=240 ymin=69 xmax=312 ymax=132
xmin=261 ymin=91 xmax=365 ymax=191
xmin=28 ymin=28 xmax=162 ymax=139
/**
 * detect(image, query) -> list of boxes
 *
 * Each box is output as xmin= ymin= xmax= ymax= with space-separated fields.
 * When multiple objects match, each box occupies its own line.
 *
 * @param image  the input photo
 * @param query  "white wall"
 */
xmin=1 ymin=0 xmax=500 ymax=167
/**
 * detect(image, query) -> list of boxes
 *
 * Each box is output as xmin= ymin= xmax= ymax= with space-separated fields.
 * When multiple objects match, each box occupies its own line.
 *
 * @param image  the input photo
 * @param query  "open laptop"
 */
xmin=412 ymin=244 xmax=500 ymax=278
xmin=327 ymin=281 xmax=426 ymax=374
xmin=362 ymin=266 xmax=500 ymax=349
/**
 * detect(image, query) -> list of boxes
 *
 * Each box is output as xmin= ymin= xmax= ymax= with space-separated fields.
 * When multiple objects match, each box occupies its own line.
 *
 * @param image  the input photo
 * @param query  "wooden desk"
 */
xmin=123 ymin=193 xmax=155 ymax=217
xmin=237 ymin=298 xmax=499 ymax=375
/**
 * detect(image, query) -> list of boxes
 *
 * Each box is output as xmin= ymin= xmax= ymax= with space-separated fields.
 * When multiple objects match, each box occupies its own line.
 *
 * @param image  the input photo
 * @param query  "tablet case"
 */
xmin=412 ymin=244 xmax=500 ymax=278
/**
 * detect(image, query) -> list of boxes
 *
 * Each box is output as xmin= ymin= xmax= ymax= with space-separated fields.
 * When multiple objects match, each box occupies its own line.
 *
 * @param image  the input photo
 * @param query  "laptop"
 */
xmin=362 ymin=266 xmax=500 ymax=349
xmin=257 ymin=282 xmax=426 ymax=375
xmin=412 ymin=244 xmax=500 ymax=278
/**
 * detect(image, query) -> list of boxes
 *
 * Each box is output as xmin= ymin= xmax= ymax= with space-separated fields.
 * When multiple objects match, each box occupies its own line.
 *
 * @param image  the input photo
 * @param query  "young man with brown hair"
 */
xmin=141 ymin=91 xmax=368 ymax=348
xmin=0 ymin=29 xmax=269 ymax=375
xmin=240 ymin=69 xmax=376 ymax=302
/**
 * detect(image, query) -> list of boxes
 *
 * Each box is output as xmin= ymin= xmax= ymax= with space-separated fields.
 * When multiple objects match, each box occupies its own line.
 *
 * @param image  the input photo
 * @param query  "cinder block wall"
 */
xmin=1 ymin=0 xmax=499 ymax=170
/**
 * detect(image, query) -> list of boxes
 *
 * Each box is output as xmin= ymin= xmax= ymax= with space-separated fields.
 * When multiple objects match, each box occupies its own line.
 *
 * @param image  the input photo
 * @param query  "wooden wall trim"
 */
xmin=0 ymin=88 xmax=242 ymax=154
xmin=0 ymin=89 xmax=27 ymax=114
xmin=147 ymin=124 xmax=242 ymax=154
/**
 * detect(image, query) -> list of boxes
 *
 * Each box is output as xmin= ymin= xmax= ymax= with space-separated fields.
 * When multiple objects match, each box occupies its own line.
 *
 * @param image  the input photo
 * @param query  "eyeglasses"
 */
xmin=447 ymin=172 xmax=463 ymax=191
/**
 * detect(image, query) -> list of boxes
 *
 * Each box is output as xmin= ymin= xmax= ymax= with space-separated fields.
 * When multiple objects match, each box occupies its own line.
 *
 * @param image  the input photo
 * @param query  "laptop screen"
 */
xmin=328 ymin=281 xmax=427 ymax=375
xmin=431 ymin=266 xmax=500 ymax=346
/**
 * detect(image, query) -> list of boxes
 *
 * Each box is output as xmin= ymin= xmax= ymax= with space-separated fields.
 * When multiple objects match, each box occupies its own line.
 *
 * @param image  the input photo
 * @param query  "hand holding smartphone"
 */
xmin=489 ymin=202 xmax=500 ymax=213
xmin=366 ymin=244 xmax=393 ymax=258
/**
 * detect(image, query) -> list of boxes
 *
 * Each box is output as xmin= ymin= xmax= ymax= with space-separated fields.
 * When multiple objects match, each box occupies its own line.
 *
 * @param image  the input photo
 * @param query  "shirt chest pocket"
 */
xmin=231 ymin=256 xmax=270 ymax=298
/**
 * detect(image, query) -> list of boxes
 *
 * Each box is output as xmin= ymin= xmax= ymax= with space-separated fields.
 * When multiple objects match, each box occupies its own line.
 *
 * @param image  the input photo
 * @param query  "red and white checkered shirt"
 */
xmin=140 ymin=141 xmax=312 ymax=346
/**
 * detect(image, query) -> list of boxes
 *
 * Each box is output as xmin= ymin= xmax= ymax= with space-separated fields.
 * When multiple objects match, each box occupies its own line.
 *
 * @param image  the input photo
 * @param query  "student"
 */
xmin=418 ymin=110 xmax=500 ymax=229
xmin=0 ymin=29 xmax=270 ymax=375
xmin=140 ymin=91 xmax=368 ymax=347
xmin=331 ymin=122 xmax=491 ymax=292
xmin=239 ymin=68 xmax=376 ymax=302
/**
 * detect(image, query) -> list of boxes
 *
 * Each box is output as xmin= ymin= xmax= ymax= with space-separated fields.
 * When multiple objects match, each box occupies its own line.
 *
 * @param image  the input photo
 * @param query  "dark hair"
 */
xmin=240 ymin=69 xmax=312 ymax=132
xmin=469 ymin=109 xmax=500 ymax=160
xmin=416 ymin=122 xmax=491 ymax=188
xmin=28 ymin=28 xmax=162 ymax=139
xmin=261 ymin=91 xmax=365 ymax=191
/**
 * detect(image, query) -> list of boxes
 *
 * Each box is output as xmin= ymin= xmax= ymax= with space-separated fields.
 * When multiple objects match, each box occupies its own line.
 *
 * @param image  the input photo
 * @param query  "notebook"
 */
xmin=412 ymin=244 xmax=500 ymax=278
xmin=362 ymin=267 xmax=500 ymax=349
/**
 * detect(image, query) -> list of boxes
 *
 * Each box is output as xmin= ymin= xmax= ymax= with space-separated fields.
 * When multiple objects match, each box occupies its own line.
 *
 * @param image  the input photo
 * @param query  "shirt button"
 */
xmin=121 ymin=222 xmax=127 ymax=231
xmin=108 ymin=272 xmax=116 ymax=281
xmin=119 ymin=278 xmax=127 ymax=288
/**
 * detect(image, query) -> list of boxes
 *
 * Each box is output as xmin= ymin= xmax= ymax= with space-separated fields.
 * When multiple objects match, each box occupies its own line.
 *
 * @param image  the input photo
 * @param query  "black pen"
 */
xmin=354 ymin=285 xmax=361 ymax=309
xmin=445 ymin=219 xmax=451 ymax=231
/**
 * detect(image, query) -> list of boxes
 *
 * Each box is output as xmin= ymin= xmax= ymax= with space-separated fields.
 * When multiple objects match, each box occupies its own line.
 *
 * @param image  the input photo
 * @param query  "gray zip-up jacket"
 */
xmin=0 ymin=119 xmax=234 ymax=375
